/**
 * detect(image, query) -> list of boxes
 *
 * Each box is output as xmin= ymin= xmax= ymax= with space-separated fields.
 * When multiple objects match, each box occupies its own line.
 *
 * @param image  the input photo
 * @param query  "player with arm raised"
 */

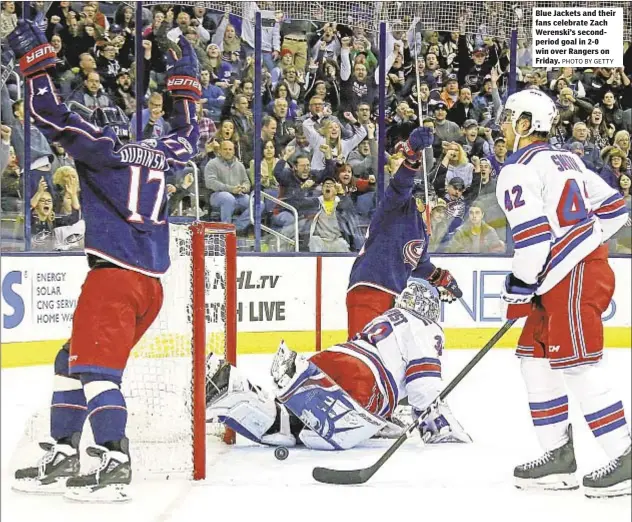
xmin=497 ymin=89 xmax=631 ymax=498
xmin=8 ymin=21 xmax=200 ymax=502
xmin=346 ymin=127 xmax=463 ymax=339
xmin=205 ymin=282 xmax=471 ymax=452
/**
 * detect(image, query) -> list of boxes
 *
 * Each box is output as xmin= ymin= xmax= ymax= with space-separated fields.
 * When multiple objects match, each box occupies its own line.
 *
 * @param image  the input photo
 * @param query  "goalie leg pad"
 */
xmin=207 ymin=364 xmax=297 ymax=447
xmin=276 ymin=358 xmax=386 ymax=450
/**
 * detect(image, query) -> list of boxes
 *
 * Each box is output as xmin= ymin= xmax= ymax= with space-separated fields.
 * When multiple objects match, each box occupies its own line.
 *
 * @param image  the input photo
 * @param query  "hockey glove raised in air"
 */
xmin=166 ymin=35 xmax=201 ymax=101
xmin=8 ymin=20 xmax=57 ymax=77
xmin=396 ymin=127 xmax=433 ymax=168
xmin=500 ymin=273 xmax=538 ymax=319
xmin=427 ymin=267 xmax=462 ymax=303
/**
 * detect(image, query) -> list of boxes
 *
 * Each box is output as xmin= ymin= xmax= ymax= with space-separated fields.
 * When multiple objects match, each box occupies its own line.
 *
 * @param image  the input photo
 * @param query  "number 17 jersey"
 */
xmin=28 ymin=73 xmax=199 ymax=277
xmin=496 ymin=142 xmax=627 ymax=294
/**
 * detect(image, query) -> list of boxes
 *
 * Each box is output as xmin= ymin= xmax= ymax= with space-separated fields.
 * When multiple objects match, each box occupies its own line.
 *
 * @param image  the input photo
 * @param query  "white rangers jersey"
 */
xmin=496 ymin=142 xmax=628 ymax=294
xmin=325 ymin=307 xmax=445 ymax=417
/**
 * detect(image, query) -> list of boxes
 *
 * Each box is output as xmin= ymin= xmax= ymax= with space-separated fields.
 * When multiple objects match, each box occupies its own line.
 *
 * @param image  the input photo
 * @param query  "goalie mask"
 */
xmin=395 ymin=281 xmax=441 ymax=323
xmin=90 ymin=106 xmax=131 ymax=144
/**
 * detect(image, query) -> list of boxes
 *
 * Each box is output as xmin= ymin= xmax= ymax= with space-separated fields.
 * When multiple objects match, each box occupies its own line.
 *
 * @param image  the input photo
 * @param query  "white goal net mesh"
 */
xmin=143 ymin=1 xmax=631 ymax=41
xmin=13 ymin=223 xmax=233 ymax=479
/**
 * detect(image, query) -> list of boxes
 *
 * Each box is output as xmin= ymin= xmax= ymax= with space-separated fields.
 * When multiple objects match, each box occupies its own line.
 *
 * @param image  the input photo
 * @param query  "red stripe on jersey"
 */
xmin=550 ymin=221 xmax=594 ymax=258
xmin=406 ymin=363 xmax=441 ymax=376
xmin=595 ymin=199 xmax=625 ymax=215
xmin=513 ymin=223 xmax=551 ymax=242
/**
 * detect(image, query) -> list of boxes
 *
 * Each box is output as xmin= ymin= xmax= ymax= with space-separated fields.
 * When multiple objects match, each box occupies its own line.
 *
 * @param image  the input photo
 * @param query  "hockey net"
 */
xmin=13 ymin=222 xmax=237 ymax=481
xmin=141 ymin=1 xmax=631 ymax=41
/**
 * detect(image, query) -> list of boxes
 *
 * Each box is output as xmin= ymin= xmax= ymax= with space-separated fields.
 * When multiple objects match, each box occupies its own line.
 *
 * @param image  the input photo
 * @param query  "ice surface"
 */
xmin=2 ymin=350 xmax=630 ymax=522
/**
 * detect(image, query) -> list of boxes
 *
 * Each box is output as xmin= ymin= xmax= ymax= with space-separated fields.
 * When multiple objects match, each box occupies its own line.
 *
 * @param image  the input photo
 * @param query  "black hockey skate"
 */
xmin=514 ymin=425 xmax=578 ymax=491
xmin=13 ymin=432 xmax=81 ymax=495
xmin=64 ymin=438 xmax=132 ymax=503
xmin=583 ymin=445 xmax=632 ymax=498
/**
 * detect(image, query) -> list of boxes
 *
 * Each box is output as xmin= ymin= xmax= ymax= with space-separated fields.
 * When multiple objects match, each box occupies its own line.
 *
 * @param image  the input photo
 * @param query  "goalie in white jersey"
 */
xmin=206 ymin=282 xmax=471 ymax=452
xmin=497 ymin=89 xmax=630 ymax=498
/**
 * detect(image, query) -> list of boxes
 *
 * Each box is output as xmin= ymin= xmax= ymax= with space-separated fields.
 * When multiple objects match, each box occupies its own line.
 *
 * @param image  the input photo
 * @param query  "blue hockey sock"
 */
xmin=51 ymin=345 xmax=87 ymax=441
xmin=81 ymin=374 xmax=127 ymax=446
xmin=51 ymin=382 xmax=87 ymax=441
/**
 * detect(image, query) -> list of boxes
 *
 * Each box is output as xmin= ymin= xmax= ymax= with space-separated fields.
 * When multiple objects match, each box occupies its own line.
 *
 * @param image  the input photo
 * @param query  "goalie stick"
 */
xmin=312 ymin=319 xmax=517 ymax=485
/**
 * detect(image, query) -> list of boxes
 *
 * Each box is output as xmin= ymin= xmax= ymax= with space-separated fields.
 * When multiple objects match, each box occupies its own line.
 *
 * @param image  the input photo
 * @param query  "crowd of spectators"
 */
xmin=1 ymin=1 xmax=631 ymax=254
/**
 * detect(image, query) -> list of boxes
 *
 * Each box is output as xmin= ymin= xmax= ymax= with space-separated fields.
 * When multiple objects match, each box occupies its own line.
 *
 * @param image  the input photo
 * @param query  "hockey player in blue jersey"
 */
xmin=8 ymin=20 xmax=200 ymax=502
xmin=346 ymin=127 xmax=463 ymax=338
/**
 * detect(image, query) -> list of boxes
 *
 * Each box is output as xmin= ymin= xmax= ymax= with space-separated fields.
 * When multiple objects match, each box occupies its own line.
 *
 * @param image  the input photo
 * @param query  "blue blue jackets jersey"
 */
xmin=28 ymin=74 xmax=199 ymax=277
xmin=348 ymin=164 xmax=435 ymax=296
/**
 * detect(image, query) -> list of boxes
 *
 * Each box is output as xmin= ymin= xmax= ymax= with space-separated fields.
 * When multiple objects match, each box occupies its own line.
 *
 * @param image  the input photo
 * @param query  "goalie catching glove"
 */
xmin=427 ymin=267 xmax=462 ymax=303
xmin=7 ymin=20 xmax=57 ymax=77
xmin=166 ymin=35 xmax=201 ymax=101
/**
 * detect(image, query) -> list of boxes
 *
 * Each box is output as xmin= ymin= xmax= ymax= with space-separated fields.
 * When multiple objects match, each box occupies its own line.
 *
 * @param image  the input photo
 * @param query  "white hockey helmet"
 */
xmin=500 ymin=89 xmax=558 ymax=150
xmin=395 ymin=281 xmax=440 ymax=323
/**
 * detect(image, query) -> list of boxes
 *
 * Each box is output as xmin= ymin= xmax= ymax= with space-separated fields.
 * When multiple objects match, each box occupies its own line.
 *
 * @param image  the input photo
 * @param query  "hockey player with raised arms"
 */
xmin=346 ymin=127 xmax=463 ymax=339
xmin=8 ymin=21 xmax=200 ymax=501
xmin=497 ymin=89 xmax=631 ymax=498
xmin=206 ymin=282 xmax=471 ymax=452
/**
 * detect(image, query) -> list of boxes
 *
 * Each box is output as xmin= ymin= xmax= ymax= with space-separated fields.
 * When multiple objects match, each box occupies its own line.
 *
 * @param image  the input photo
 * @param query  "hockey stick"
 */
xmin=411 ymin=27 xmax=432 ymax=235
xmin=312 ymin=319 xmax=517 ymax=485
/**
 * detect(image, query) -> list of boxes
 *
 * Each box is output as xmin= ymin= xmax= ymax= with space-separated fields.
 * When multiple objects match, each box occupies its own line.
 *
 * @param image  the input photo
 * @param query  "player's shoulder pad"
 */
xmin=497 ymin=162 xmax=535 ymax=191
xmin=499 ymin=161 xmax=532 ymax=177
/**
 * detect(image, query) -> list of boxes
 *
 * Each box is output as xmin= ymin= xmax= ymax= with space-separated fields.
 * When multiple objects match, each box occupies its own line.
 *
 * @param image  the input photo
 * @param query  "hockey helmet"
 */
xmin=90 ymin=106 xmax=131 ymax=143
xmin=395 ymin=281 xmax=441 ymax=323
xmin=499 ymin=90 xmax=557 ymax=151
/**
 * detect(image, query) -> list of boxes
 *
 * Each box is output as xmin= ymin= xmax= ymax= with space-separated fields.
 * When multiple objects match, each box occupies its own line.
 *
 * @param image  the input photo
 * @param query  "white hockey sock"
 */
xmin=564 ymin=362 xmax=631 ymax=459
xmin=520 ymin=358 xmax=569 ymax=452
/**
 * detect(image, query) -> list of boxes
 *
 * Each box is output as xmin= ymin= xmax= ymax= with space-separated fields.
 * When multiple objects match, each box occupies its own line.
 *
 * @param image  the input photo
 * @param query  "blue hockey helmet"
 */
xmin=395 ymin=281 xmax=441 ymax=323
xmin=90 ymin=106 xmax=130 ymax=143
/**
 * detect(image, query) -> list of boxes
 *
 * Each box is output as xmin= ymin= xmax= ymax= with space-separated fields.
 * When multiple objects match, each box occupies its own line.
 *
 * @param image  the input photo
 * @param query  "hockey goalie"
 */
xmin=206 ymin=282 xmax=471 ymax=450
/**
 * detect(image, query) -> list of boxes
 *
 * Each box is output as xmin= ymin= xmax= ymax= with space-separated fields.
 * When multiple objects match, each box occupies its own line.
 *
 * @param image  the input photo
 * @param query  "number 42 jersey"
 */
xmin=496 ymin=142 xmax=628 ymax=294
xmin=28 ymin=73 xmax=199 ymax=277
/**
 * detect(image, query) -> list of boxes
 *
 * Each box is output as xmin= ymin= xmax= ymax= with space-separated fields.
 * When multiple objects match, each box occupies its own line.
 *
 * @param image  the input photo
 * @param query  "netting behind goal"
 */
xmin=13 ymin=223 xmax=237 ymax=481
xmin=122 ymin=222 xmax=237 ymax=479
xmin=143 ymin=1 xmax=631 ymax=41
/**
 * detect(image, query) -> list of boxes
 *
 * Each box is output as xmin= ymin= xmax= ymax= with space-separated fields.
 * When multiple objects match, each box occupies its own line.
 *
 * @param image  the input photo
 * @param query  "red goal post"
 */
xmin=190 ymin=222 xmax=237 ymax=479
xmin=12 ymin=222 xmax=238 ymax=482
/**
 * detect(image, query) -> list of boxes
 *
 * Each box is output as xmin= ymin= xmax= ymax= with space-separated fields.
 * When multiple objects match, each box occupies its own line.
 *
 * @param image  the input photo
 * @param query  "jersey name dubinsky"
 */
xmin=119 ymin=145 xmax=167 ymax=171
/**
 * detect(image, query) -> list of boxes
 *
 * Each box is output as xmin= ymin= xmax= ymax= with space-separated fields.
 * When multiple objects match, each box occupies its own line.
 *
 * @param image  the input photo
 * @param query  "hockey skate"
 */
xmin=419 ymin=401 xmax=472 ymax=444
xmin=13 ymin=432 xmax=80 ymax=495
xmin=583 ymin=445 xmax=631 ymax=498
xmin=64 ymin=438 xmax=132 ymax=503
xmin=514 ymin=425 xmax=578 ymax=491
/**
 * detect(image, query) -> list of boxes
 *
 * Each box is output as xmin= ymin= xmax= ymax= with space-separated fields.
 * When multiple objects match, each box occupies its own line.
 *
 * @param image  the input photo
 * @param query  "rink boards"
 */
xmin=1 ymin=254 xmax=630 ymax=367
